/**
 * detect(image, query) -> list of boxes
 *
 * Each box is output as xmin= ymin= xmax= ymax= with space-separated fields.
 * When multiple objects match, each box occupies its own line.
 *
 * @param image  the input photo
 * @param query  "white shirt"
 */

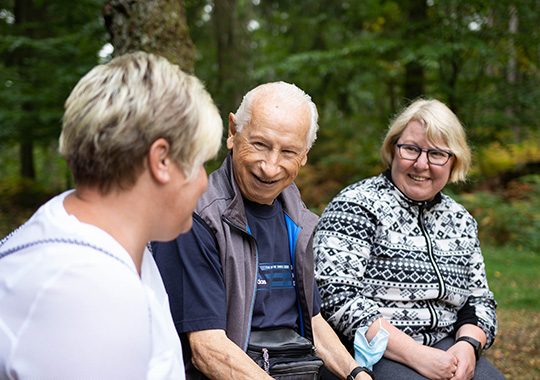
xmin=0 ymin=191 xmax=185 ymax=380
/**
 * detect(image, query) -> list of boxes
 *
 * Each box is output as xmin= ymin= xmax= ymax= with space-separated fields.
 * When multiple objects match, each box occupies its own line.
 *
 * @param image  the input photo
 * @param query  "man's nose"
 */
xmin=260 ymin=151 xmax=280 ymax=177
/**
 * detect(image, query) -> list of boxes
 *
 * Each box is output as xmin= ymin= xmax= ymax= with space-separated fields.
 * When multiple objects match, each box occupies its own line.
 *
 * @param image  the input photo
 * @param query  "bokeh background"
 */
xmin=0 ymin=1 xmax=538 ymax=378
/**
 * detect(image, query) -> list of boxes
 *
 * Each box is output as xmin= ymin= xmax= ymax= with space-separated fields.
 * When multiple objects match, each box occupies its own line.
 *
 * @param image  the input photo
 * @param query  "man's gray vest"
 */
xmin=195 ymin=153 xmax=319 ymax=351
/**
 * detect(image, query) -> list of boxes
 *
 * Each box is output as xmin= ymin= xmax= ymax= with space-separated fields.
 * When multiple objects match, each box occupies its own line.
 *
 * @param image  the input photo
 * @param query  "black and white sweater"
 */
xmin=313 ymin=171 xmax=497 ymax=348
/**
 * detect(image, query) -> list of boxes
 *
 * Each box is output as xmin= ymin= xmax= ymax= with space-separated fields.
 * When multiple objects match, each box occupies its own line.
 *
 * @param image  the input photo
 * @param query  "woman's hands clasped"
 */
xmin=409 ymin=343 xmax=476 ymax=380
xmin=446 ymin=341 xmax=477 ymax=380
xmin=409 ymin=344 xmax=459 ymax=380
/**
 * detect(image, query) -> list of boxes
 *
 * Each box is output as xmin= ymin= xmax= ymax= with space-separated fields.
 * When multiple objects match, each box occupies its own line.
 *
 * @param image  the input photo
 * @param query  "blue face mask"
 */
xmin=353 ymin=318 xmax=389 ymax=371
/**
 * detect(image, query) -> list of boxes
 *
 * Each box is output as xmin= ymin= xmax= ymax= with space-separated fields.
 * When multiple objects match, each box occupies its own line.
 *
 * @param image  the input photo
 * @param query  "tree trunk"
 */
xmin=506 ymin=5 xmax=520 ymax=142
xmin=214 ymin=0 xmax=236 ymax=94
xmin=447 ymin=58 xmax=460 ymax=113
xmin=404 ymin=61 xmax=424 ymax=101
xmin=20 ymin=142 xmax=35 ymax=179
xmin=403 ymin=0 xmax=427 ymax=101
xmin=103 ymin=0 xmax=195 ymax=73
xmin=14 ymin=0 xmax=37 ymax=178
xmin=213 ymin=0 xmax=246 ymax=117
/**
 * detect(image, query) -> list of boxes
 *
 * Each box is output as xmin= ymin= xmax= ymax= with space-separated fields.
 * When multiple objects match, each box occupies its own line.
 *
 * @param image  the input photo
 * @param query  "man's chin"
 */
xmin=244 ymin=190 xmax=278 ymax=205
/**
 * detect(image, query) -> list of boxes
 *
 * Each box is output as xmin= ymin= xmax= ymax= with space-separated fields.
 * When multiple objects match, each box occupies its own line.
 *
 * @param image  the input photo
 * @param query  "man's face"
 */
xmin=227 ymin=98 xmax=310 ymax=205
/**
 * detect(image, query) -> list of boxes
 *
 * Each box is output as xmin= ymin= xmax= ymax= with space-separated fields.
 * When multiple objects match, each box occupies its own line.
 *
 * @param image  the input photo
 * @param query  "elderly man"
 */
xmin=152 ymin=82 xmax=371 ymax=380
xmin=0 ymin=51 xmax=222 ymax=379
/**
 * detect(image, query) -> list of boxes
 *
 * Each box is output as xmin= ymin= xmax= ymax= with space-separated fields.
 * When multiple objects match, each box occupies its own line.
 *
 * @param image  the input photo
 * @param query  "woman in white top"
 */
xmin=0 ymin=51 xmax=222 ymax=380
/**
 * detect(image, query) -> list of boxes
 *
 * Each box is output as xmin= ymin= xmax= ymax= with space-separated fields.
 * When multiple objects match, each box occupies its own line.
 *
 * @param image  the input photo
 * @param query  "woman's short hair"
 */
xmin=380 ymin=98 xmax=471 ymax=183
xmin=233 ymin=81 xmax=319 ymax=149
xmin=59 ymin=51 xmax=222 ymax=193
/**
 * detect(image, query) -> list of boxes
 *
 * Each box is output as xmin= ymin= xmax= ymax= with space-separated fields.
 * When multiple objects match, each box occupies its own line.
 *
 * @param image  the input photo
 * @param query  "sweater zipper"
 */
xmin=417 ymin=204 xmax=446 ymax=330
xmin=223 ymin=216 xmax=259 ymax=351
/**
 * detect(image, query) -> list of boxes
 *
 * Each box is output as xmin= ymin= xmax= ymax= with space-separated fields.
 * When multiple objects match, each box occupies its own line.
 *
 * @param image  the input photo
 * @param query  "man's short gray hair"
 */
xmin=233 ymin=81 xmax=319 ymax=148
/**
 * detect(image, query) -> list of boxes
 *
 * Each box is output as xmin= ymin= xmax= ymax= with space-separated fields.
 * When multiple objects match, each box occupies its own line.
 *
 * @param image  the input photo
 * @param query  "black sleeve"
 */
xmin=313 ymin=280 xmax=322 ymax=316
xmin=453 ymin=299 xmax=479 ymax=333
xmin=152 ymin=214 xmax=227 ymax=335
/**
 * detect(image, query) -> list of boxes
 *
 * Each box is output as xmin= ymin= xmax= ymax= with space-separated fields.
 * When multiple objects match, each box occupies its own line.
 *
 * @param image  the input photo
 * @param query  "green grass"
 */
xmin=484 ymin=309 xmax=540 ymax=379
xmin=480 ymin=245 xmax=539 ymax=379
xmin=483 ymin=245 xmax=540 ymax=311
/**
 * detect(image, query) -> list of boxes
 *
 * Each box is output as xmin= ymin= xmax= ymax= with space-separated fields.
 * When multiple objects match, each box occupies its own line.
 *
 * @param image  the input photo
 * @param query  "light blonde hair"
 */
xmin=59 ymin=51 xmax=222 ymax=193
xmin=233 ymin=81 xmax=319 ymax=148
xmin=380 ymin=98 xmax=471 ymax=183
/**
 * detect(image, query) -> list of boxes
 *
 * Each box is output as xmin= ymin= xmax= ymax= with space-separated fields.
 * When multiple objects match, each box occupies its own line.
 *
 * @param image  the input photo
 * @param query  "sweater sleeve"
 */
xmin=313 ymin=188 xmax=382 ymax=342
xmin=456 ymin=224 xmax=498 ymax=349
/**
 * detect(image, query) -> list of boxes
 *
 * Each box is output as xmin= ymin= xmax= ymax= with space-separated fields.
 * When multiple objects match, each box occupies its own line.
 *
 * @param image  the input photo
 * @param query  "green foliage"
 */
xmin=450 ymin=175 xmax=540 ymax=251
xmin=0 ymin=176 xmax=60 ymax=239
xmin=0 ymin=0 xmax=107 ymax=175
xmin=1 ymin=0 xmax=539 ymax=251
xmin=0 ymin=176 xmax=56 ymax=211
xmin=0 ymin=141 xmax=69 ymax=239
xmin=472 ymin=140 xmax=540 ymax=178
xmin=483 ymin=244 xmax=540 ymax=311
xmin=183 ymin=0 xmax=540 ymax=210
xmin=0 ymin=140 xmax=72 ymax=188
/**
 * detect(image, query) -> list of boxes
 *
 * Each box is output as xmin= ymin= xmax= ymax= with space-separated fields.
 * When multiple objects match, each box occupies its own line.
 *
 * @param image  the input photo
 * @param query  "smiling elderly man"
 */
xmin=152 ymin=82 xmax=372 ymax=380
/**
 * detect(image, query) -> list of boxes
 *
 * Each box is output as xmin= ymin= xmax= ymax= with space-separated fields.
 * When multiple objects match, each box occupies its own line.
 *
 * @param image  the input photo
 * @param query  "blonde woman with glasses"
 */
xmin=313 ymin=99 xmax=505 ymax=380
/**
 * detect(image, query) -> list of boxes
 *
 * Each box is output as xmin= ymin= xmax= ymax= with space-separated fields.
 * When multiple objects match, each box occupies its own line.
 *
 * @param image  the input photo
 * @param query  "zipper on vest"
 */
xmin=223 ymin=216 xmax=259 ymax=351
xmin=284 ymin=213 xmax=307 ymax=338
xmin=417 ymin=205 xmax=445 ymax=330
xmin=262 ymin=348 xmax=270 ymax=373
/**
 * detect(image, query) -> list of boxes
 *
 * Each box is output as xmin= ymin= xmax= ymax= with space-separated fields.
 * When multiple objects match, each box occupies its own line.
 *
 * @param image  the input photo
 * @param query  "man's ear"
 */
xmin=148 ymin=138 xmax=172 ymax=184
xmin=227 ymin=113 xmax=237 ymax=150
xmin=300 ymin=148 xmax=310 ymax=166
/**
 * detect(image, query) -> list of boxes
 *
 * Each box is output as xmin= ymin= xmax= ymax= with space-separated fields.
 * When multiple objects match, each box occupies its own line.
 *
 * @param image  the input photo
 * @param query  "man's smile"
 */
xmin=254 ymin=173 xmax=279 ymax=184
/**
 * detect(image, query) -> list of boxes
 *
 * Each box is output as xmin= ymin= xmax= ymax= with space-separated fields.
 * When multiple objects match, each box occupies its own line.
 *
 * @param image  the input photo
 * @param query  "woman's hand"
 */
xmin=408 ymin=344 xmax=458 ymax=380
xmin=378 ymin=318 xmax=457 ymax=380
xmin=447 ymin=341 xmax=476 ymax=380
xmin=358 ymin=371 xmax=373 ymax=380
xmin=450 ymin=324 xmax=487 ymax=380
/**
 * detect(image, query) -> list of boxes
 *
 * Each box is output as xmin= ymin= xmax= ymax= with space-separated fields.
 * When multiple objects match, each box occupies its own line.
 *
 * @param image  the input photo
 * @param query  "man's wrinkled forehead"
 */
xmin=250 ymin=92 xmax=310 ymax=134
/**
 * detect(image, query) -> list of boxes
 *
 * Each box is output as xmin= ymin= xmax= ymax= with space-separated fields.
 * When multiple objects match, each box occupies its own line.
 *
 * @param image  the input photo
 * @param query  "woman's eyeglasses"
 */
xmin=397 ymin=144 xmax=454 ymax=166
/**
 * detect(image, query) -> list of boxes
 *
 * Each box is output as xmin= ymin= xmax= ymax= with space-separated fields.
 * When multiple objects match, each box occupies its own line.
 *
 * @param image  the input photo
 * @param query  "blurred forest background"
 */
xmin=0 ymin=0 xmax=538 ymax=377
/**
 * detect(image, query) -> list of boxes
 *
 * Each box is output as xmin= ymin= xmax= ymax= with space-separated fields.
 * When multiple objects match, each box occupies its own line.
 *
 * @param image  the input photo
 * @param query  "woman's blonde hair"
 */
xmin=380 ymin=98 xmax=471 ymax=183
xmin=60 ymin=51 xmax=222 ymax=193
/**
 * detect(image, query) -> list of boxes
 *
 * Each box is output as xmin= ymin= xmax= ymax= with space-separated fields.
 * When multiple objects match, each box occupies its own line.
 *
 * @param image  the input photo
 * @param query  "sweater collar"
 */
xmin=382 ymin=169 xmax=442 ymax=210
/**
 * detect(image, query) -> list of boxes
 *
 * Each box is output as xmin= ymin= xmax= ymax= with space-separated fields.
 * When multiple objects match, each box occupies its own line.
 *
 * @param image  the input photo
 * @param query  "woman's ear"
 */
xmin=148 ymin=138 xmax=172 ymax=184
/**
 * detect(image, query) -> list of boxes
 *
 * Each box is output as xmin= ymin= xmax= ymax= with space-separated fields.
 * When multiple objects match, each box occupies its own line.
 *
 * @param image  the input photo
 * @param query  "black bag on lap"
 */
xmin=247 ymin=328 xmax=325 ymax=380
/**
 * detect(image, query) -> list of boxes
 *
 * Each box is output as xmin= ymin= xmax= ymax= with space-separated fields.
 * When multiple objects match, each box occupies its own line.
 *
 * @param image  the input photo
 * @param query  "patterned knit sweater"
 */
xmin=313 ymin=172 xmax=497 ymax=348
